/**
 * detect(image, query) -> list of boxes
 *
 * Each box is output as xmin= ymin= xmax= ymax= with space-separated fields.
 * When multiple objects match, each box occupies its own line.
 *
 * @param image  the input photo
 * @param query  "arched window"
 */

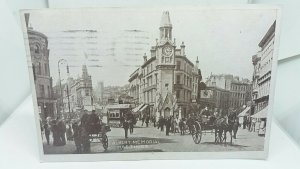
xmin=34 ymin=44 xmax=40 ymax=53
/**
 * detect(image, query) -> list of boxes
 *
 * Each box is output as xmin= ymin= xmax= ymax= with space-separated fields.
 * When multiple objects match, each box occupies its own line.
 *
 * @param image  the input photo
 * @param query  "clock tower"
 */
xmin=156 ymin=11 xmax=176 ymax=118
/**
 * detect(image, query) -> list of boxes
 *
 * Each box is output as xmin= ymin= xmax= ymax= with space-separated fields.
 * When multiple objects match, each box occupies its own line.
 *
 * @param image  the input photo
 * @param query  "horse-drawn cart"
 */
xmin=88 ymin=124 xmax=111 ymax=151
xmin=190 ymin=115 xmax=233 ymax=144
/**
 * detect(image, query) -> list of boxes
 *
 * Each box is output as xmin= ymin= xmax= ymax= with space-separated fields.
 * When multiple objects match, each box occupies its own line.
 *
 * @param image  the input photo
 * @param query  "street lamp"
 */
xmin=58 ymin=59 xmax=65 ymax=116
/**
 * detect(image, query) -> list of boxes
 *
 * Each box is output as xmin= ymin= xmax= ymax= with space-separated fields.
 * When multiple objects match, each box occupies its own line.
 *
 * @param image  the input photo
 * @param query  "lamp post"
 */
xmin=58 ymin=59 xmax=71 ymax=118
xmin=58 ymin=59 xmax=65 ymax=116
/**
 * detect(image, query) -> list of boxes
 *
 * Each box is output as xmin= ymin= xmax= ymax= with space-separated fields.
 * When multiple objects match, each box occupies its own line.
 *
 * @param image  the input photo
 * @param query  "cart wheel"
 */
xmin=192 ymin=122 xmax=202 ymax=144
xmin=102 ymin=134 xmax=108 ymax=151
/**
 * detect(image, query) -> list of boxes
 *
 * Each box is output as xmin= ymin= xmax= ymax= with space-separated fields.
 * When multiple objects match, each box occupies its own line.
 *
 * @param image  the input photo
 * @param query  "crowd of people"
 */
xmin=156 ymin=115 xmax=196 ymax=136
xmin=40 ymin=110 xmax=103 ymax=153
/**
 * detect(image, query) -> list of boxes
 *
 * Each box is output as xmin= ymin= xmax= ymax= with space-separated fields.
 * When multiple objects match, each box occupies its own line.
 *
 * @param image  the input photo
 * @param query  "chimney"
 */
xmin=143 ymin=53 xmax=147 ymax=62
xmin=180 ymin=42 xmax=185 ymax=56
xmin=196 ymin=56 xmax=199 ymax=68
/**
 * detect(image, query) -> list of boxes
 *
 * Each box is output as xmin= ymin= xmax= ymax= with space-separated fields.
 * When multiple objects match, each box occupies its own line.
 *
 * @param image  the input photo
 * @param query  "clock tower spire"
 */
xmin=159 ymin=11 xmax=172 ymax=41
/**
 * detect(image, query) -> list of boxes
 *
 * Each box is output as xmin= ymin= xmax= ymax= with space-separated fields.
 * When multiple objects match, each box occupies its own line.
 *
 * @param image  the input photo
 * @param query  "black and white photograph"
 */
xmin=21 ymin=6 xmax=280 ymax=161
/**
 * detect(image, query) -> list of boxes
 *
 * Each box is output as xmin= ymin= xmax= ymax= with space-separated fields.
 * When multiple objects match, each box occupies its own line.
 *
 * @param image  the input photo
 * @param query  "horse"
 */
xmin=214 ymin=112 xmax=238 ymax=145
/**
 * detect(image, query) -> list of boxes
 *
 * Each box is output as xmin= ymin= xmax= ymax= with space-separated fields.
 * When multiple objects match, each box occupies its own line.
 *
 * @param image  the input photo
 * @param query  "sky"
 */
xmin=25 ymin=7 xmax=277 ymax=87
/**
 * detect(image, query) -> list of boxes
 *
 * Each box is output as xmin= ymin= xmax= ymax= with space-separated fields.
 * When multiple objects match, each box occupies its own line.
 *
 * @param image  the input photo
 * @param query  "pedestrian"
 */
xmin=145 ymin=115 xmax=150 ymax=127
xmin=243 ymin=116 xmax=247 ymax=129
xmin=251 ymin=117 xmax=257 ymax=132
xmin=80 ymin=113 xmax=91 ymax=153
xmin=165 ymin=117 xmax=171 ymax=136
xmin=152 ymin=116 xmax=156 ymax=127
xmin=170 ymin=116 xmax=175 ymax=133
xmin=128 ymin=112 xmax=135 ymax=134
xmin=66 ymin=122 xmax=73 ymax=141
xmin=51 ymin=119 xmax=59 ymax=146
xmin=141 ymin=115 xmax=145 ymax=126
xmin=233 ymin=117 xmax=239 ymax=139
xmin=72 ymin=121 xmax=82 ymax=153
xmin=123 ymin=119 xmax=129 ymax=138
xmin=160 ymin=116 xmax=165 ymax=131
xmin=80 ymin=123 xmax=90 ymax=153
xmin=179 ymin=119 xmax=185 ymax=135
xmin=174 ymin=116 xmax=180 ymax=133
xmin=57 ymin=117 xmax=67 ymax=146
xmin=157 ymin=116 xmax=162 ymax=130
xmin=43 ymin=119 xmax=51 ymax=145
xmin=186 ymin=115 xmax=193 ymax=134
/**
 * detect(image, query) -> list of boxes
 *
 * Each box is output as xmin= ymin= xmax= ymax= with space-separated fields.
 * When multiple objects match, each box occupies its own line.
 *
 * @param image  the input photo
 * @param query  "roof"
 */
xmin=258 ymin=21 xmax=276 ymax=48
xmin=160 ymin=11 xmax=172 ymax=28
xmin=106 ymin=104 xmax=131 ymax=109
xmin=141 ymin=56 xmax=156 ymax=68
xmin=175 ymin=55 xmax=194 ymax=66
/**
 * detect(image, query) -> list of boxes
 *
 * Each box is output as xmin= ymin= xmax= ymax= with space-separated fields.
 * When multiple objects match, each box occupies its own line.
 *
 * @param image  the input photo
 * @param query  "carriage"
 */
xmin=189 ymin=115 xmax=227 ymax=144
xmin=87 ymin=123 xmax=111 ymax=151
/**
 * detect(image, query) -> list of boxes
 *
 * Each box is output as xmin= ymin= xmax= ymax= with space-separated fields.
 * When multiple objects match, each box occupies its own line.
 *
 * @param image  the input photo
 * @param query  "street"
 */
xmin=43 ymin=121 xmax=265 ymax=154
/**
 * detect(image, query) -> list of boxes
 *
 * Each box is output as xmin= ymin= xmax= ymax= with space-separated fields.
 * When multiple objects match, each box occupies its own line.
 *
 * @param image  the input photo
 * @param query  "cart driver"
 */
xmin=88 ymin=110 xmax=100 ymax=133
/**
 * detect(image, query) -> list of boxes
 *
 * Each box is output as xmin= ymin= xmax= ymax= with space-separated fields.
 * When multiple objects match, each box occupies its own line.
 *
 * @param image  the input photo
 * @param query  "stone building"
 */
xmin=201 ymin=74 xmax=252 ymax=112
xmin=252 ymin=21 xmax=276 ymax=116
xmin=61 ymin=65 xmax=93 ymax=115
xmin=199 ymin=86 xmax=230 ymax=112
xmin=128 ymin=11 xmax=202 ymax=119
xmin=25 ymin=13 xmax=57 ymax=120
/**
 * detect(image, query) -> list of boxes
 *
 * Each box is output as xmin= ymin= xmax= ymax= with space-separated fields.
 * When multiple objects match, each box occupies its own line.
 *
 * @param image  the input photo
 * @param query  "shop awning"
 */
xmin=139 ymin=104 xmax=149 ymax=112
xmin=238 ymin=107 xmax=251 ymax=117
xmin=132 ymin=104 xmax=145 ymax=113
xmin=251 ymin=106 xmax=268 ymax=118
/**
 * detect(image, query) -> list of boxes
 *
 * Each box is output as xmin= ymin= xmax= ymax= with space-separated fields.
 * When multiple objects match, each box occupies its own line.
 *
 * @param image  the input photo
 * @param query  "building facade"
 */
xmin=128 ymin=11 xmax=202 ymax=119
xmin=199 ymin=86 xmax=230 ymax=112
xmin=252 ymin=21 xmax=276 ymax=115
xmin=25 ymin=14 xmax=57 ymax=120
xmin=201 ymin=74 xmax=252 ymax=112
xmin=61 ymin=65 xmax=93 ymax=115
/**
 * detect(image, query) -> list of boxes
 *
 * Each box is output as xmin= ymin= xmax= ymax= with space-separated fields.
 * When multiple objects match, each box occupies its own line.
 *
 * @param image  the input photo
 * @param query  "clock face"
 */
xmin=163 ymin=46 xmax=173 ymax=56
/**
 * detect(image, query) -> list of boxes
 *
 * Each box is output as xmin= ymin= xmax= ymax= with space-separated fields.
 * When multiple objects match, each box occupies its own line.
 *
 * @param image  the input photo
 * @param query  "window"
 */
xmin=165 ymin=57 xmax=170 ymax=63
xmin=176 ymin=61 xmax=181 ymax=70
xmin=176 ymin=90 xmax=180 ymax=98
xmin=47 ymin=86 xmax=51 ymax=98
xmin=176 ymin=75 xmax=181 ymax=84
xmin=39 ymin=85 xmax=45 ymax=98
xmin=85 ymin=89 xmax=90 ymax=96
xmin=184 ymin=75 xmax=186 ymax=85
xmin=155 ymin=74 xmax=158 ymax=84
xmin=38 ymin=62 xmax=42 ymax=75
xmin=44 ymin=63 xmax=48 ymax=75
xmin=34 ymin=44 xmax=40 ymax=53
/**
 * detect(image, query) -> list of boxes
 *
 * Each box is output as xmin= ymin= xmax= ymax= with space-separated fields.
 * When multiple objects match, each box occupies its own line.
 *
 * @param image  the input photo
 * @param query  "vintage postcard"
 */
xmin=20 ymin=6 xmax=281 ymax=161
